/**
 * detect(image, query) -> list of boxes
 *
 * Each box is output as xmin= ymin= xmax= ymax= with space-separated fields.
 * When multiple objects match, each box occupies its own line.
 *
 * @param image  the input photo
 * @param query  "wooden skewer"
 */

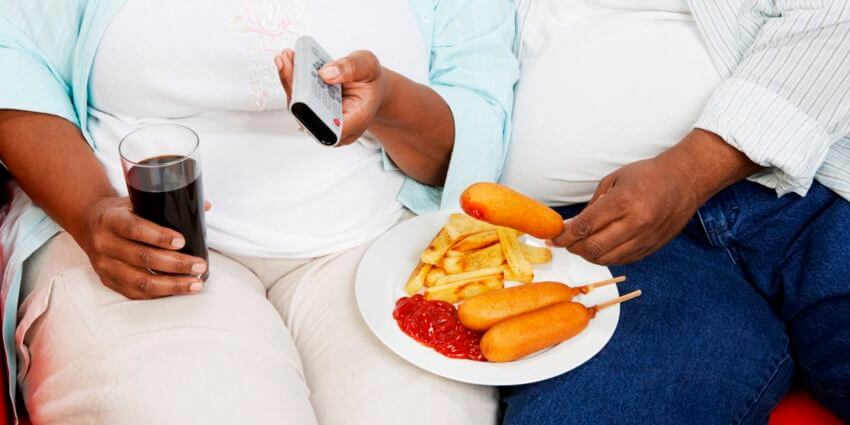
xmin=590 ymin=289 xmax=642 ymax=314
xmin=577 ymin=275 xmax=626 ymax=294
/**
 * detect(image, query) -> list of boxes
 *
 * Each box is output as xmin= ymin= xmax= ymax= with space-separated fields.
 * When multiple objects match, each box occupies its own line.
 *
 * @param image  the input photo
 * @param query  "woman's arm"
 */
xmin=277 ymin=50 xmax=454 ymax=186
xmin=0 ymin=111 xmax=114 ymax=237
xmin=368 ymin=67 xmax=454 ymax=187
xmin=276 ymin=0 xmax=518 ymax=195
xmin=0 ymin=111 xmax=207 ymax=298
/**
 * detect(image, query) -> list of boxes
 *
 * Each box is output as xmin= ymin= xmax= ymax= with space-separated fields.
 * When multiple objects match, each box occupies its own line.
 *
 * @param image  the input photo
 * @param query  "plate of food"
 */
xmin=355 ymin=183 xmax=641 ymax=386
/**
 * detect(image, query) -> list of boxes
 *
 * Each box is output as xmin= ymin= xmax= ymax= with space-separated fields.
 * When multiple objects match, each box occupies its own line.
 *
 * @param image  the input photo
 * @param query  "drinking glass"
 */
xmin=119 ymin=123 xmax=208 ymax=279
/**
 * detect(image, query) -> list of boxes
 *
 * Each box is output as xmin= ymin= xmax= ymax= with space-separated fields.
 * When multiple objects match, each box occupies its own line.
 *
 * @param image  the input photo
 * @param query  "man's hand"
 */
xmin=550 ymin=129 xmax=761 ymax=265
xmin=276 ymin=49 xmax=389 ymax=146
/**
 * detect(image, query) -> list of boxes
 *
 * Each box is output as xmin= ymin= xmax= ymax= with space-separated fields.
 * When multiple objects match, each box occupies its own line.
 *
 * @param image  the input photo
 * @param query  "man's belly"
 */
xmin=502 ymin=1 xmax=721 ymax=205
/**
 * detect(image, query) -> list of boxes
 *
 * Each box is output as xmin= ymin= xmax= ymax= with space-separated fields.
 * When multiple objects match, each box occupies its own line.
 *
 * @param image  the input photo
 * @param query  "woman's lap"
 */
xmin=18 ymin=232 xmax=317 ymax=425
xmin=501 ymin=218 xmax=793 ymax=425
xmin=18 ymin=232 xmax=497 ymax=425
xmin=266 ymin=243 xmax=499 ymax=425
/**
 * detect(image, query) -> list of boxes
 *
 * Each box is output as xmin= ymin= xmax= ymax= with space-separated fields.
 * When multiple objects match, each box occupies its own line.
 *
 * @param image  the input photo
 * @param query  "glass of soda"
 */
xmin=119 ymin=123 xmax=208 ymax=280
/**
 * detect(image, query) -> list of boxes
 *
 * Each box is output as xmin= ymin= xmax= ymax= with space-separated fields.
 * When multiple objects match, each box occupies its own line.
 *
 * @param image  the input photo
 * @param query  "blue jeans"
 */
xmin=501 ymin=181 xmax=850 ymax=425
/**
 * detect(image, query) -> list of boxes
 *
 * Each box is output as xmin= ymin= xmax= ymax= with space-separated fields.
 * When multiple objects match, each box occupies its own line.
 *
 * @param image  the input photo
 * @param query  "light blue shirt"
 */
xmin=0 ymin=0 xmax=518 ymax=412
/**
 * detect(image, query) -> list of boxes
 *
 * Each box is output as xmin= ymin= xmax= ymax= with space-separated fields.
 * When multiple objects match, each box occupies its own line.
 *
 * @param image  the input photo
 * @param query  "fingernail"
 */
xmin=319 ymin=66 xmax=339 ymax=80
xmin=191 ymin=262 xmax=207 ymax=274
xmin=189 ymin=282 xmax=203 ymax=292
xmin=274 ymin=55 xmax=284 ymax=71
xmin=171 ymin=237 xmax=185 ymax=248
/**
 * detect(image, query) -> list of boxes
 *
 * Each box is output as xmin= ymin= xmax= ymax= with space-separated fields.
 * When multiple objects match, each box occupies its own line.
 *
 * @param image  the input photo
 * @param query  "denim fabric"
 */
xmin=501 ymin=181 xmax=850 ymax=424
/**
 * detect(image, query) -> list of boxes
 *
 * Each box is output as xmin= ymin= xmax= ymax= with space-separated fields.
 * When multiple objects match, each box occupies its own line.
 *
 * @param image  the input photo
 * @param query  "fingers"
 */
xmin=319 ymin=50 xmax=381 ymax=85
xmin=276 ymin=49 xmax=295 ymax=105
xmin=338 ymin=98 xmax=370 ymax=145
xmin=103 ymin=207 xmax=185 ymax=249
xmin=98 ymin=257 xmax=203 ymax=300
xmin=550 ymin=192 xmax=627 ymax=248
xmin=566 ymin=219 xmax=643 ymax=264
xmin=204 ymin=200 xmax=212 ymax=212
xmin=100 ymin=234 xmax=207 ymax=275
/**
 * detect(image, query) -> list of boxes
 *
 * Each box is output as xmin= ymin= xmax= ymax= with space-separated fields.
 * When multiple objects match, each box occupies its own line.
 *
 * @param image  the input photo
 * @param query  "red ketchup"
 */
xmin=393 ymin=295 xmax=484 ymax=361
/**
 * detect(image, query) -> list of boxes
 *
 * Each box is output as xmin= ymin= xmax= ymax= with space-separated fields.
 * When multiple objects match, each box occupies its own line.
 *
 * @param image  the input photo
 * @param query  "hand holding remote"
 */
xmin=276 ymin=49 xmax=388 ymax=147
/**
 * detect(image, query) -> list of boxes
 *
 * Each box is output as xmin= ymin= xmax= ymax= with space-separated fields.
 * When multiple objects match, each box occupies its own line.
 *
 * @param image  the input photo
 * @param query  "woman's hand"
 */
xmin=276 ymin=49 xmax=388 ymax=146
xmin=549 ymin=129 xmax=761 ymax=265
xmin=77 ymin=197 xmax=209 ymax=299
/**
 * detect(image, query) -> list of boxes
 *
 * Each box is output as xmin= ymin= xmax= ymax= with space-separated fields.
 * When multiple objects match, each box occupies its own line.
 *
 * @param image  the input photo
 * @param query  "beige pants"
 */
xmin=16 ymin=232 xmax=497 ymax=425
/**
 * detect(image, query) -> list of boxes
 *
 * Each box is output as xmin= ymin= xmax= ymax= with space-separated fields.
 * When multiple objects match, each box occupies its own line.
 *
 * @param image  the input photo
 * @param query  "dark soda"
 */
xmin=126 ymin=155 xmax=208 ymax=276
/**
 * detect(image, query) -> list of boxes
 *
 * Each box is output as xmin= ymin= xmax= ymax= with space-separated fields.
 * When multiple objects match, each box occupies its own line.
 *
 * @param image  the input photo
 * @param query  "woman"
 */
xmin=501 ymin=0 xmax=849 ymax=423
xmin=0 ymin=0 xmax=518 ymax=423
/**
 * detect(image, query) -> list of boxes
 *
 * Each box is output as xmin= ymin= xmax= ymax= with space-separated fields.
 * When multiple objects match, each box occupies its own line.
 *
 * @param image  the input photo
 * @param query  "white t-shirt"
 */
xmin=88 ymin=0 xmax=430 ymax=258
xmin=501 ymin=0 xmax=722 ymax=205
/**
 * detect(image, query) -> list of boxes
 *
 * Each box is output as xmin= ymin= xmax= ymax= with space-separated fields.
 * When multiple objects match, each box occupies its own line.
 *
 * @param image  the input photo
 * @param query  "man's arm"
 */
xmin=693 ymin=0 xmax=850 ymax=197
xmin=551 ymin=1 xmax=850 ymax=265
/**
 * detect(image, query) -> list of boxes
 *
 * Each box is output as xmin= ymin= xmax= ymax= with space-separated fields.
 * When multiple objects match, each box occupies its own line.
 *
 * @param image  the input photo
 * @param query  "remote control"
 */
xmin=290 ymin=36 xmax=344 ymax=147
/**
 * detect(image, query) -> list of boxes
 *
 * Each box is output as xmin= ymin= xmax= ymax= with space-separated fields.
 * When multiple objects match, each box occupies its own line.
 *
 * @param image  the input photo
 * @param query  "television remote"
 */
xmin=290 ymin=36 xmax=344 ymax=147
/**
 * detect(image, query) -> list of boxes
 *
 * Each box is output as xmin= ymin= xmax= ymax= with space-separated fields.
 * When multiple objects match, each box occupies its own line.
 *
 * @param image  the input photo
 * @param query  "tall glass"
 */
xmin=119 ymin=123 xmax=209 ymax=279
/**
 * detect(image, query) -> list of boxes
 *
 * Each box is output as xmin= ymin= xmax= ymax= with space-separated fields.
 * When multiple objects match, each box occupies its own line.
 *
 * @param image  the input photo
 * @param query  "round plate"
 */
xmin=355 ymin=210 xmax=619 ymax=386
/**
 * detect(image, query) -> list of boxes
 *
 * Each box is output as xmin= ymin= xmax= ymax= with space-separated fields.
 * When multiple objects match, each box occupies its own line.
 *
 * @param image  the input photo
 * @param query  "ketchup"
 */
xmin=393 ymin=295 xmax=484 ymax=361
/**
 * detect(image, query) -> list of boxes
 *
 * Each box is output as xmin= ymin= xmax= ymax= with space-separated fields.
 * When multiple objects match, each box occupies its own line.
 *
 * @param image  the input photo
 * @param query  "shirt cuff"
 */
xmin=695 ymin=77 xmax=833 ymax=197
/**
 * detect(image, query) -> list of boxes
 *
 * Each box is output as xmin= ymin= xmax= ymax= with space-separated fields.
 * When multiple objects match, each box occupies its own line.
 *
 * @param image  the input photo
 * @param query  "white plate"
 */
xmin=355 ymin=210 xmax=620 ymax=386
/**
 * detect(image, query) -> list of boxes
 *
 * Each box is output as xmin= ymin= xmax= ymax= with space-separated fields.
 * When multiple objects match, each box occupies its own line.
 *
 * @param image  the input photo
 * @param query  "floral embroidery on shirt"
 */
xmin=229 ymin=0 xmax=308 ymax=110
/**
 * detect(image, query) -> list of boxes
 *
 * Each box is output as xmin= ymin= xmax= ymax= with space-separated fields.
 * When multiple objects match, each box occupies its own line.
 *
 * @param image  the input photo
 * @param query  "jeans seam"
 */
xmin=732 ymin=352 xmax=792 ymax=425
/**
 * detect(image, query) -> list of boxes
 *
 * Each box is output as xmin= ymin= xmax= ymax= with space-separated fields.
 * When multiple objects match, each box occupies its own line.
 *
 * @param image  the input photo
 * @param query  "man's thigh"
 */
xmin=18 ymin=233 xmax=317 ymax=425
xmin=501 ymin=221 xmax=792 ymax=425
xmin=268 ymin=242 xmax=499 ymax=425
xmin=774 ymin=185 xmax=850 ymax=420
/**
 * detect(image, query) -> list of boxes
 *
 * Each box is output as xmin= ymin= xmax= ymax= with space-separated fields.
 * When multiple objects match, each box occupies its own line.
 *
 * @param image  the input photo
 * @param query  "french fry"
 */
xmin=445 ymin=213 xmax=495 ymax=240
xmin=499 ymin=264 xmax=534 ymax=284
xmin=497 ymin=227 xmax=534 ymax=278
xmin=404 ymin=261 xmax=432 ymax=295
xmin=445 ymin=250 xmax=465 ymax=258
xmin=424 ymin=276 xmax=504 ymax=304
xmin=421 ymin=227 xmax=454 ymax=265
xmin=450 ymin=230 xmax=499 ymax=254
xmin=425 ymin=267 xmax=447 ymax=287
xmin=434 ymin=267 xmax=503 ymax=287
xmin=441 ymin=243 xmax=504 ymax=274
xmin=520 ymin=244 xmax=552 ymax=264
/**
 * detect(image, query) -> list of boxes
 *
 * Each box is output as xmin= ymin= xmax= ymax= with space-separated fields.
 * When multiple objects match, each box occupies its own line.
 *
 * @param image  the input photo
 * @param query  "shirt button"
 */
xmin=421 ymin=13 xmax=432 ymax=23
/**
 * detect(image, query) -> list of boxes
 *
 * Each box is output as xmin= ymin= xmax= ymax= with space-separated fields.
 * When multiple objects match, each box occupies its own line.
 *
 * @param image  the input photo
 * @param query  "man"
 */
xmin=500 ymin=0 xmax=850 ymax=423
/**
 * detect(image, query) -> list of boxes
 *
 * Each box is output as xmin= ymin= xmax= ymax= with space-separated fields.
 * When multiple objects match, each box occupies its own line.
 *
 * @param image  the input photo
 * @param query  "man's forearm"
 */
xmin=659 ymin=129 xmax=762 ymax=206
xmin=369 ymin=69 xmax=454 ymax=187
xmin=0 ymin=110 xmax=116 ymax=238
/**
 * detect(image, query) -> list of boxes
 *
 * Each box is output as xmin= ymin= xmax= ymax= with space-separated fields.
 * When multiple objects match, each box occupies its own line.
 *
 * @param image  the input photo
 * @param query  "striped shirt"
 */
xmin=517 ymin=0 xmax=850 ymax=200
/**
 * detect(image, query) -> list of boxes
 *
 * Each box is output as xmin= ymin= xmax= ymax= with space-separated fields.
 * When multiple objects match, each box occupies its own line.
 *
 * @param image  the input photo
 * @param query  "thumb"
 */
xmin=589 ymin=173 xmax=617 ymax=206
xmin=319 ymin=50 xmax=380 ymax=85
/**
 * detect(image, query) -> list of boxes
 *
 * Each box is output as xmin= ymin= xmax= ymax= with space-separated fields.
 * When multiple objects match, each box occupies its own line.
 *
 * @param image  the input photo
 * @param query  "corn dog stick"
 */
xmin=590 ymin=290 xmax=642 ymax=315
xmin=576 ymin=275 xmax=626 ymax=294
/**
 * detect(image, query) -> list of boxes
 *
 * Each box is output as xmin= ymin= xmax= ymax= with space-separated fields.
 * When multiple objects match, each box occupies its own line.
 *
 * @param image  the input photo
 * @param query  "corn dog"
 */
xmin=481 ymin=290 xmax=642 ymax=362
xmin=460 ymin=182 xmax=564 ymax=240
xmin=459 ymin=282 xmax=574 ymax=331
xmin=458 ymin=277 xmax=626 ymax=331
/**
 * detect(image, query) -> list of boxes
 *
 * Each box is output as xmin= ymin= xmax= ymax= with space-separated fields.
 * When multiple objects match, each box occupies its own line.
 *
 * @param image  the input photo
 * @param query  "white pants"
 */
xmin=16 ymin=232 xmax=498 ymax=425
